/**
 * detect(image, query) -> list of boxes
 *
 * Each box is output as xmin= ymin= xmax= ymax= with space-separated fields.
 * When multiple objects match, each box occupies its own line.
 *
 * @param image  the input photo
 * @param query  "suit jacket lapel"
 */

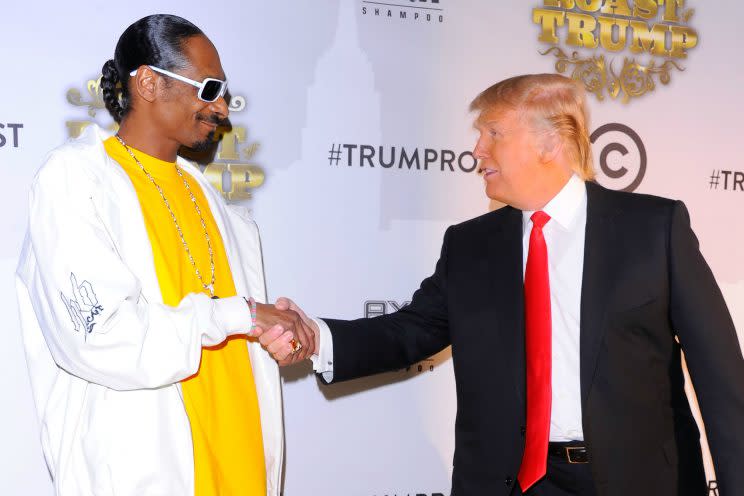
xmin=580 ymin=182 xmax=621 ymax=408
xmin=488 ymin=206 xmax=526 ymax=405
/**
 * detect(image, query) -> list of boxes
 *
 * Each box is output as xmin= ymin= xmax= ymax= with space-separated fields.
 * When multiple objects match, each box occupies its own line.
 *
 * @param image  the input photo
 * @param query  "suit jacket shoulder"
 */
xmin=449 ymin=205 xmax=521 ymax=240
xmin=587 ymin=181 xmax=679 ymax=216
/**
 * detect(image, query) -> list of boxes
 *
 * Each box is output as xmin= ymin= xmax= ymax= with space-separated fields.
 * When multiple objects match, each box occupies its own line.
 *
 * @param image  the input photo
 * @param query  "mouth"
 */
xmin=196 ymin=113 xmax=226 ymax=131
xmin=198 ymin=120 xmax=218 ymax=131
xmin=479 ymin=167 xmax=499 ymax=178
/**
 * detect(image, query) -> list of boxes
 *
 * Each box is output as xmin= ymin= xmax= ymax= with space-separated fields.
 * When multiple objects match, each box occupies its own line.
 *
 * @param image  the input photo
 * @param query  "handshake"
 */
xmin=251 ymin=297 xmax=317 ymax=366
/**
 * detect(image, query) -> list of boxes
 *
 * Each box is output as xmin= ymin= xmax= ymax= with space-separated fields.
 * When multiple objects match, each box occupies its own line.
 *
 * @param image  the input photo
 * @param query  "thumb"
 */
xmin=274 ymin=296 xmax=292 ymax=311
xmin=290 ymin=300 xmax=309 ymax=321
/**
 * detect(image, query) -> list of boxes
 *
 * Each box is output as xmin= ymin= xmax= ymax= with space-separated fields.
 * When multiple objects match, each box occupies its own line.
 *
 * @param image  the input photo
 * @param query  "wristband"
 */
xmin=244 ymin=297 xmax=257 ymax=335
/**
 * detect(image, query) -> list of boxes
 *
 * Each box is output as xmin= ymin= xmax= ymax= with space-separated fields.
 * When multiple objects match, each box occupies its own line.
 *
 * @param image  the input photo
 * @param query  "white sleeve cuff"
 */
xmin=213 ymin=295 xmax=252 ymax=336
xmin=310 ymin=317 xmax=334 ymax=382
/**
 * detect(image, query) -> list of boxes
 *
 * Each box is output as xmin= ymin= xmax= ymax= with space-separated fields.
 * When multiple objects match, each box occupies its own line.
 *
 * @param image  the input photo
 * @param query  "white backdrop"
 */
xmin=1 ymin=2 xmax=742 ymax=495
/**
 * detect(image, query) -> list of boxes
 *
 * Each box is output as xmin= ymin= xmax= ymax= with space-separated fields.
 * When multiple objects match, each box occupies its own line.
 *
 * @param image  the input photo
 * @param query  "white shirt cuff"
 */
xmin=310 ymin=318 xmax=334 ymax=382
xmin=213 ymin=295 xmax=252 ymax=337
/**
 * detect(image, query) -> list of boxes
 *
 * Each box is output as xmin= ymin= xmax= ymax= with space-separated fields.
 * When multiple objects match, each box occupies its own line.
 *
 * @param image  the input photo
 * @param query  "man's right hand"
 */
xmin=254 ymin=302 xmax=315 ymax=364
xmin=254 ymin=298 xmax=319 ymax=366
xmin=275 ymin=297 xmax=319 ymax=353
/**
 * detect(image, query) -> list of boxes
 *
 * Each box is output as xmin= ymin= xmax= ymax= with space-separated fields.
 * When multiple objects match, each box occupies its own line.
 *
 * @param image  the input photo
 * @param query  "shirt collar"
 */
xmin=522 ymin=174 xmax=586 ymax=233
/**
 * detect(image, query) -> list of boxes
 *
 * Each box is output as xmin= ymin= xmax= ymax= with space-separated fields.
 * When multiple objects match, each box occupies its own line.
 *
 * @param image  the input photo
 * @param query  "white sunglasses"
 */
xmin=129 ymin=65 xmax=228 ymax=102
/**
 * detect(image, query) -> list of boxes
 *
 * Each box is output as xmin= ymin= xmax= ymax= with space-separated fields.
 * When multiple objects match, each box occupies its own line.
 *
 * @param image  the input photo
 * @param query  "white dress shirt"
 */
xmin=522 ymin=174 xmax=586 ymax=441
xmin=313 ymin=174 xmax=587 ymax=441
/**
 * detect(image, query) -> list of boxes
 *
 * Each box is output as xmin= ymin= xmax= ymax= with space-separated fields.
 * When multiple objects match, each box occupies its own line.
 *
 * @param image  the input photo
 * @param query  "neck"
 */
xmin=117 ymin=117 xmax=179 ymax=162
xmin=520 ymin=171 xmax=573 ymax=211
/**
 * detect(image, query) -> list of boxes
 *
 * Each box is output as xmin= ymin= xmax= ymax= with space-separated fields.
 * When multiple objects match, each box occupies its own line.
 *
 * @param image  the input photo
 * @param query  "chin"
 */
xmin=485 ymin=186 xmax=507 ymax=204
xmin=190 ymin=130 xmax=216 ymax=152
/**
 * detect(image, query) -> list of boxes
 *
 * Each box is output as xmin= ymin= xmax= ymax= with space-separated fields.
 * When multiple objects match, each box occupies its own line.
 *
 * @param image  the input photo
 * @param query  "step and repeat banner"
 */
xmin=1 ymin=1 xmax=741 ymax=495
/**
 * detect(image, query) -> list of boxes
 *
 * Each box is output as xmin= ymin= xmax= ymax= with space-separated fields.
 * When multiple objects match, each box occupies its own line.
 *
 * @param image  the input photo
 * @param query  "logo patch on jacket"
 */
xmin=60 ymin=273 xmax=104 ymax=338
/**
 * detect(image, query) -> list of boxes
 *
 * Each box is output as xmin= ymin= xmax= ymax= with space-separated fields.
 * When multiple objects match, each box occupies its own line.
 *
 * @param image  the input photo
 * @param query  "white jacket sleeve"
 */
xmin=23 ymin=150 xmax=253 ymax=391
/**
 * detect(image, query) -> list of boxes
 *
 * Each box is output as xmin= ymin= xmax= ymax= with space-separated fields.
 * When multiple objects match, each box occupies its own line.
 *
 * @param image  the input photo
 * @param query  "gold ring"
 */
xmin=289 ymin=338 xmax=302 ymax=354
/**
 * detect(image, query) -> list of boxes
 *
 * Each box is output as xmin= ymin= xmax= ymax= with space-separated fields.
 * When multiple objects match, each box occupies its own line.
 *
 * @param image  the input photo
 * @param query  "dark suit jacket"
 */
xmin=321 ymin=182 xmax=744 ymax=496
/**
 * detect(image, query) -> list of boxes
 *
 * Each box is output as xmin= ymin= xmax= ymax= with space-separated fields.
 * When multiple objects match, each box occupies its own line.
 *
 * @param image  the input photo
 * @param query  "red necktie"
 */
xmin=518 ymin=210 xmax=552 ymax=492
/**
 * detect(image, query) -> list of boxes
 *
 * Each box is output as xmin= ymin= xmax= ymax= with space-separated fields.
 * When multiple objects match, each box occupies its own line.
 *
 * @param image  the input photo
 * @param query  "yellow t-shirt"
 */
xmin=104 ymin=137 xmax=266 ymax=496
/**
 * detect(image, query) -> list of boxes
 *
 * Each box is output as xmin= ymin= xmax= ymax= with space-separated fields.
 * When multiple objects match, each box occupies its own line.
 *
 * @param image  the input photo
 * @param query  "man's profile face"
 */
xmin=155 ymin=34 xmax=229 ymax=152
xmin=473 ymin=107 xmax=547 ymax=210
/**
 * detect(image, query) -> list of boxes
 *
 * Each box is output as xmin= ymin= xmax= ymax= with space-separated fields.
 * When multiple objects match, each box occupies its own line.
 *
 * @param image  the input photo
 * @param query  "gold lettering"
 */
xmin=632 ymin=0 xmax=659 ymax=20
xmin=203 ymin=162 xmax=265 ymax=201
xmin=533 ymin=9 xmax=566 ymax=44
xmin=669 ymin=26 xmax=697 ymax=58
xmin=661 ymin=0 xmax=684 ymax=23
xmin=574 ymin=0 xmax=602 ymax=12
xmin=629 ymin=20 xmax=670 ymax=56
xmin=566 ymin=12 xmax=599 ymax=48
xmin=232 ymin=164 xmax=265 ymax=191
xmin=543 ymin=0 xmax=574 ymax=7
xmin=598 ymin=17 xmax=630 ymax=52
xmin=216 ymin=127 xmax=247 ymax=161
xmin=543 ymin=0 xmax=574 ymax=10
xmin=600 ymin=0 xmax=631 ymax=17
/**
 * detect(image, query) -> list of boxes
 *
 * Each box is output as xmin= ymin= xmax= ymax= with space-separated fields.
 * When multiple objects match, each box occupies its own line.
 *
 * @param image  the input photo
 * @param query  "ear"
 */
xmin=131 ymin=66 xmax=158 ymax=103
xmin=538 ymin=131 xmax=564 ymax=164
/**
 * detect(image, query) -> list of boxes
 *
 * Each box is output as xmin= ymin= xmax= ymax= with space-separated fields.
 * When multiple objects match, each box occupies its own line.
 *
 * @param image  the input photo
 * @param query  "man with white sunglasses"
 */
xmin=15 ymin=14 xmax=312 ymax=496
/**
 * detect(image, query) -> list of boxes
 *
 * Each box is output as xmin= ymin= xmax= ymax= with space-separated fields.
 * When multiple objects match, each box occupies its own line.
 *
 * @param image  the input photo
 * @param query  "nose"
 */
xmin=209 ymin=95 xmax=229 ymax=120
xmin=473 ymin=134 xmax=489 ymax=160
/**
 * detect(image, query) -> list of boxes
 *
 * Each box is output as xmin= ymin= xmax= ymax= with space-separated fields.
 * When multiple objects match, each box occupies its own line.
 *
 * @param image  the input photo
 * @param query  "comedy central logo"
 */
xmin=65 ymin=76 xmax=264 ymax=201
xmin=533 ymin=0 xmax=698 ymax=103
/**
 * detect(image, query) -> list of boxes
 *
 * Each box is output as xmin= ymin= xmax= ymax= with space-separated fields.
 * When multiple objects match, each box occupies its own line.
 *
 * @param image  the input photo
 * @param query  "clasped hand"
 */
xmin=252 ymin=298 xmax=318 ymax=366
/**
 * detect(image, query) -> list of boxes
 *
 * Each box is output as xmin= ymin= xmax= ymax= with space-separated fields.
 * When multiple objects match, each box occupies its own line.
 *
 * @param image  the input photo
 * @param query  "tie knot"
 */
xmin=531 ymin=211 xmax=551 ymax=229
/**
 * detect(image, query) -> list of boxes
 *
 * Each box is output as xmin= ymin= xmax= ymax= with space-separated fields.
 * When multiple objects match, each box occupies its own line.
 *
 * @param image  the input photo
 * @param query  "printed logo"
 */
xmin=365 ymin=300 xmax=411 ymax=318
xmin=0 ymin=123 xmax=23 ymax=148
xmin=329 ymin=144 xmax=477 ymax=174
xmin=361 ymin=0 xmax=445 ymax=23
xmin=707 ymin=170 xmax=744 ymax=192
xmin=591 ymin=122 xmax=647 ymax=192
xmin=533 ymin=0 xmax=699 ymax=102
xmin=60 ymin=273 xmax=104 ymax=338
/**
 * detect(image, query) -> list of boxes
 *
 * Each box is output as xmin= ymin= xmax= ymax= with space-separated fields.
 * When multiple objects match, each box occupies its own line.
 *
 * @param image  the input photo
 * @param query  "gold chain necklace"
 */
xmin=115 ymin=135 xmax=217 ymax=298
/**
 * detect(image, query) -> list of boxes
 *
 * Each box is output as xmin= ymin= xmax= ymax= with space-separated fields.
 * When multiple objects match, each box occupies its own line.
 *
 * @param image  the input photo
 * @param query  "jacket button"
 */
xmin=505 ymin=476 xmax=513 ymax=485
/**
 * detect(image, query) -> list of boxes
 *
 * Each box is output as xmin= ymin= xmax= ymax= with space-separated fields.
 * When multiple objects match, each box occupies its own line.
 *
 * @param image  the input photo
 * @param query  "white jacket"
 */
xmin=15 ymin=125 xmax=284 ymax=496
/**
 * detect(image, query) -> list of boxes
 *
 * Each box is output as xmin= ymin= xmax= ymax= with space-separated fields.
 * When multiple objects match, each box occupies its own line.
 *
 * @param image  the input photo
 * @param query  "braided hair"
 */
xmin=100 ymin=14 xmax=203 ymax=123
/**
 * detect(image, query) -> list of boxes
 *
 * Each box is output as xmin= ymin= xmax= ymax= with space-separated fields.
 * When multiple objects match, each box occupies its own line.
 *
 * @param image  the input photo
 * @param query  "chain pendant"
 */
xmin=115 ymin=135 xmax=217 ymax=297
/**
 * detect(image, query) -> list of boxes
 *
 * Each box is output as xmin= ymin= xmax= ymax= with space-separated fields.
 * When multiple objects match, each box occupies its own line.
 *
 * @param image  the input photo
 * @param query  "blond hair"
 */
xmin=470 ymin=74 xmax=595 ymax=180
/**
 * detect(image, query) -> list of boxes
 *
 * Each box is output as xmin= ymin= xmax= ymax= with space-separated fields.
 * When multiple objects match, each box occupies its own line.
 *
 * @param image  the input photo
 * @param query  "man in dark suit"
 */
xmin=270 ymin=74 xmax=744 ymax=495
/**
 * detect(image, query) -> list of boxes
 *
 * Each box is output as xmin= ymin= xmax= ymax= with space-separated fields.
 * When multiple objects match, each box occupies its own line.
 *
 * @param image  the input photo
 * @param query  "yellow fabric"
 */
xmin=104 ymin=137 xmax=267 ymax=496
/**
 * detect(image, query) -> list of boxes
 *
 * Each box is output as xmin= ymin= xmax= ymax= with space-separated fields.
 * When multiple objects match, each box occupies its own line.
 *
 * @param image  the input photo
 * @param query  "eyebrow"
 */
xmin=473 ymin=120 xmax=502 ymax=130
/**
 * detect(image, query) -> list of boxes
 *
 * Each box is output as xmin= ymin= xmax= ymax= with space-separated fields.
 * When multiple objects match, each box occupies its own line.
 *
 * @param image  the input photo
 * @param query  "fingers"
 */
xmin=253 ymin=299 xmax=318 ymax=364
xmin=255 ymin=303 xmax=299 ymax=333
xmin=249 ymin=325 xmax=264 ymax=338
xmin=291 ymin=320 xmax=315 ymax=361
xmin=274 ymin=297 xmax=316 ymax=356
xmin=259 ymin=324 xmax=296 ymax=362
xmin=274 ymin=297 xmax=291 ymax=311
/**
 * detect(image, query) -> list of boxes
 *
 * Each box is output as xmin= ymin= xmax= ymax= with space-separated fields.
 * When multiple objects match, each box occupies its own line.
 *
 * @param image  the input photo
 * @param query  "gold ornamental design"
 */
xmin=533 ymin=1 xmax=698 ymax=103
xmin=540 ymin=47 xmax=684 ymax=103
xmin=66 ymin=77 xmax=106 ymax=117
